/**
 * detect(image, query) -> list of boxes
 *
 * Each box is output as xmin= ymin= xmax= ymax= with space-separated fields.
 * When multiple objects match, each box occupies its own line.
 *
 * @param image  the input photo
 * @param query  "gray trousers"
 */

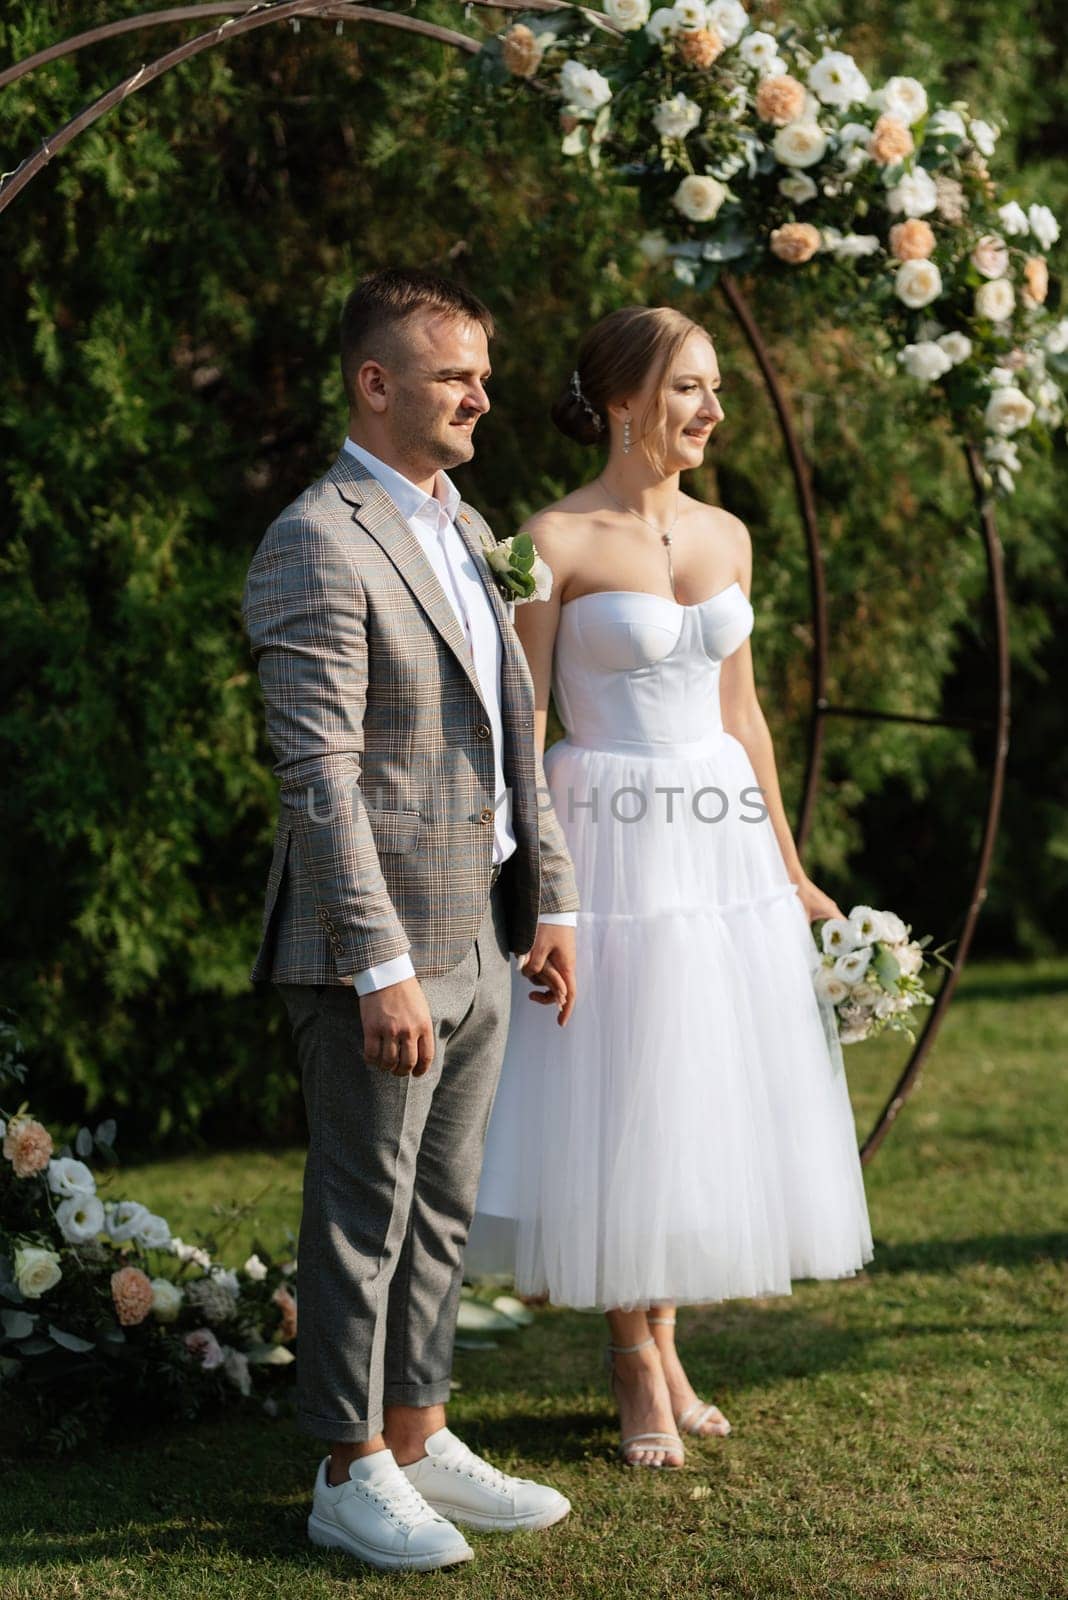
xmin=276 ymin=882 xmax=512 ymax=1442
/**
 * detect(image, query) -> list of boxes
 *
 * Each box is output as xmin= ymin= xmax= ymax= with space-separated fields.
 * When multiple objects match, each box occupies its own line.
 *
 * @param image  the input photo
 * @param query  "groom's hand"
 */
xmin=359 ymin=978 xmax=435 ymax=1077
xmin=519 ymin=925 xmax=577 ymax=1026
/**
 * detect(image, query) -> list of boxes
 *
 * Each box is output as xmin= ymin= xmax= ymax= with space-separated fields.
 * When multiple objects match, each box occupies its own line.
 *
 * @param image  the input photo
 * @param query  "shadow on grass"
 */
xmin=867 ymin=1232 xmax=1068 ymax=1274
xmin=953 ymin=970 xmax=1068 ymax=1002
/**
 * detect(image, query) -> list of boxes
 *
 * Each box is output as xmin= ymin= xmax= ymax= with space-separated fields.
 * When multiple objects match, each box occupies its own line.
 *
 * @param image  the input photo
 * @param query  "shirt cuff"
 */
xmin=537 ymin=912 xmax=578 ymax=927
xmin=352 ymin=953 xmax=416 ymax=995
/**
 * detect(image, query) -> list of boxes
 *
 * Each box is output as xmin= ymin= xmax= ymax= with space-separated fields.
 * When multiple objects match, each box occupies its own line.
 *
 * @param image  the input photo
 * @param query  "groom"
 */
xmin=242 ymin=268 xmax=580 ymax=1572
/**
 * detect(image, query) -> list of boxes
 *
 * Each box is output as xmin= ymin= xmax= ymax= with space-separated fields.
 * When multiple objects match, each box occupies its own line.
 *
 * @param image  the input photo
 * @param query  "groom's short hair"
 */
xmin=340 ymin=269 xmax=495 ymax=409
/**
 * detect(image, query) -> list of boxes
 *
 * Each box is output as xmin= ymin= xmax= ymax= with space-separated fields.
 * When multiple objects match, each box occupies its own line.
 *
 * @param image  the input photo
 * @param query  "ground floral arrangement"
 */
xmin=0 ymin=1027 xmax=298 ymax=1452
xmin=814 ymin=904 xmax=945 ymax=1044
xmin=480 ymin=0 xmax=1065 ymax=495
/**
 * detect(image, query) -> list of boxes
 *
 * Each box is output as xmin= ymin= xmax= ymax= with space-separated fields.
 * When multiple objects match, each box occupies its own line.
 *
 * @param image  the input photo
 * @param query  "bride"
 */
xmin=470 ymin=305 xmax=873 ymax=1468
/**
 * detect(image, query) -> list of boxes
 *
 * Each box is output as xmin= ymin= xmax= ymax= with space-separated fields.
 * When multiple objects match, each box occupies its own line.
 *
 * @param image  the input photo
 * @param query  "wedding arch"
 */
xmin=3 ymin=0 xmax=1046 ymax=1162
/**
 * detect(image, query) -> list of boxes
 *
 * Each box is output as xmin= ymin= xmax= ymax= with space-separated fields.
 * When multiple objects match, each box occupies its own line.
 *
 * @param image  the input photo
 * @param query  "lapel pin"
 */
xmin=459 ymin=513 xmax=471 ymax=524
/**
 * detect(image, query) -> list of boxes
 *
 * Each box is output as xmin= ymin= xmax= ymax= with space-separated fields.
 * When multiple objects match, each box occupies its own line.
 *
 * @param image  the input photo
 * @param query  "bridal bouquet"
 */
xmin=0 ymin=1031 xmax=297 ymax=1452
xmin=813 ymin=906 xmax=942 ymax=1044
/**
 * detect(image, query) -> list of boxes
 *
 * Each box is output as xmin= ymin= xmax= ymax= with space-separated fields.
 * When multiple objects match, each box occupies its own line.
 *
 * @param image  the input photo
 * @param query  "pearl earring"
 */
xmin=623 ymin=416 xmax=632 ymax=454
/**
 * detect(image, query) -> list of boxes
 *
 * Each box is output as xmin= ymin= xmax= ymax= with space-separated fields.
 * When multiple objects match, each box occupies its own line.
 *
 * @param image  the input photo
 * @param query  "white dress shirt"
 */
xmin=341 ymin=440 xmax=574 ymax=995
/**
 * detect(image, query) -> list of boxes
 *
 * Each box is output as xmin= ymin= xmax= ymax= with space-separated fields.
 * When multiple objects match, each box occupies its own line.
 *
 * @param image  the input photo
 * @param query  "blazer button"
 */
xmin=476 ymin=723 xmax=491 ymax=740
xmin=317 ymin=908 xmax=330 ymax=923
xmin=480 ymin=806 xmax=494 ymax=824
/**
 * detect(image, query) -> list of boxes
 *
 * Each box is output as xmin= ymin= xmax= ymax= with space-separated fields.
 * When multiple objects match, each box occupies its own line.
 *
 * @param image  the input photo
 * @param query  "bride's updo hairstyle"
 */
xmin=551 ymin=305 xmax=711 ymax=473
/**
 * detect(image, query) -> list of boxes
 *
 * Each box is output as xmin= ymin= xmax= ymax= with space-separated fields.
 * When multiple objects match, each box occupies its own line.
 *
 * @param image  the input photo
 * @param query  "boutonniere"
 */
xmin=477 ymin=530 xmax=553 ymax=606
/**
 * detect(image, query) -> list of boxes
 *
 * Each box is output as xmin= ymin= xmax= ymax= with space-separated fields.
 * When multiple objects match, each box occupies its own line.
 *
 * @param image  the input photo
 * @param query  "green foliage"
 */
xmin=0 ymin=1 xmax=1065 ymax=1145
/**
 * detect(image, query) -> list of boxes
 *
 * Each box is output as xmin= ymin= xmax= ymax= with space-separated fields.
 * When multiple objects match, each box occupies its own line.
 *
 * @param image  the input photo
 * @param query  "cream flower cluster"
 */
xmin=505 ymin=0 xmax=1066 ymax=491
xmin=815 ymin=906 xmax=935 ymax=1045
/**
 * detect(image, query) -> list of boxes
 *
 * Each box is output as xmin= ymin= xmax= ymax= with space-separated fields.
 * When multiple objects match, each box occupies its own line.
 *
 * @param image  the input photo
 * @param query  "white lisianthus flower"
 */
xmin=779 ymin=173 xmax=818 ymax=204
xmin=895 ymin=258 xmax=942 ymax=309
xmin=875 ymin=76 xmax=929 ymax=125
xmin=849 ymin=906 xmax=889 ymax=942
xmin=975 ymin=278 xmax=1015 ymax=323
xmin=896 ymin=944 xmax=925 ymax=976
xmin=880 ymin=911 xmax=910 ymax=943
xmin=821 ymin=917 xmax=859 ymax=956
xmin=150 ymin=1277 xmax=184 ymax=1322
xmin=997 ymin=201 xmax=1029 ymax=237
xmin=836 ymin=121 xmax=873 ymax=148
xmin=926 ymin=108 xmax=967 ymax=142
xmin=105 ymin=1199 xmax=150 ymax=1242
xmin=244 ymin=1253 xmax=269 ymax=1281
xmin=899 ymin=341 xmax=953 ymax=381
xmin=1034 ymin=379 xmax=1064 ymax=427
xmin=1028 ymin=204 xmax=1060 ymax=251
xmin=55 ymin=1193 xmax=106 ymax=1244
xmin=815 ymin=967 xmax=850 ymax=1004
xmin=46 ymin=1157 xmax=96 ymax=1200
xmin=672 ymin=0 xmax=707 ymax=27
xmin=170 ymin=1235 xmax=213 ymax=1269
xmin=134 ymin=1212 xmax=172 ymax=1251
xmin=222 ymin=1345 xmax=253 ymax=1397
xmin=673 ymin=173 xmax=729 ymax=221
xmin=738 ymin=31 xmax=781 ymax=72
xmin=605 ymin=0 xmax=651 ymax=30
xmin=1043 ymin=318 xmax=1068 ymax=355
xmin=969 ymin=118 xmax=999 ymax=157
xmin=654 ymin=92 xmax=703 ymax=140
xmin=886 ymin=168 xmax=938 ymax=217
xmin=834 ymin=947 xmax=874 ymax=986
xmin=809 ymin=49 xmax=871 ymax=108
xmin=559 ymin=60 xmax=613 ymax=112
xmin=938 ymin=332 xmax=973 ymax=364
xmin=984 ymin=386 xmax=1035 ymax=435
xmin=773 ymin=122 xmax=828 ymax=168
xmin=705 ymin=0 xmax=748 ymax=47
xmin=645 ymin=6 xmax=678 ymax=44
xmin=14 ymin=1245 xmax=62 ymax=1298
xmin=829 ymin=232 xmax=880 ymax=259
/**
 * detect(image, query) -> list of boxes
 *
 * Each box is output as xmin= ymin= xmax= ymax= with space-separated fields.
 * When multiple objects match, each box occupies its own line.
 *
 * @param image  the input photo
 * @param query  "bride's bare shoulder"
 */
xmin=521 ymin=485 xmax=604 ymax=550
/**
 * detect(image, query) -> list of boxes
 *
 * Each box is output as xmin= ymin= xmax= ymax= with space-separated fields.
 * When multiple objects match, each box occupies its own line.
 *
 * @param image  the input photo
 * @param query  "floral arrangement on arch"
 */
xmin=482 ymin=0 xmax=1065 ymax=495
xmin=0 ymin=1029 xmax=297 ymax=1451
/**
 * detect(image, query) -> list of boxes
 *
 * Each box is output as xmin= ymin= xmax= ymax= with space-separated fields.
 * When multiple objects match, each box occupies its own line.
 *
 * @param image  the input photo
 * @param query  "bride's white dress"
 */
xmin=469 ymin=581 xmax=874 ymax=1310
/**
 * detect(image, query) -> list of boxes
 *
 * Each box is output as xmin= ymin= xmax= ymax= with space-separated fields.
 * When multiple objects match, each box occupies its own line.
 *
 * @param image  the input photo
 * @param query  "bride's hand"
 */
xmin=793 ymin=875 xmax=844 ymax=924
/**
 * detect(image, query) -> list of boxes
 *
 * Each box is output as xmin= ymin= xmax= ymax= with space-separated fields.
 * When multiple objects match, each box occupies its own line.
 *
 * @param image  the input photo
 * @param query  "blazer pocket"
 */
xmin=364 ymin=807 xmax=421 ymax=854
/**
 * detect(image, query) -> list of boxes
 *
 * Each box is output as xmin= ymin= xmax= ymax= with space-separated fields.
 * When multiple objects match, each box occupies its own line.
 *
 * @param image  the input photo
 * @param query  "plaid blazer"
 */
xmin=241 ymin=449 xmax=580 ymax=985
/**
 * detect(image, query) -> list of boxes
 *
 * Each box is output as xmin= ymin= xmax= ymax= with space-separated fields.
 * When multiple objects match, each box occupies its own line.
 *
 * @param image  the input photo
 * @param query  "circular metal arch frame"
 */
xmin=0 ymin=0 xmax=1011 ymax=1163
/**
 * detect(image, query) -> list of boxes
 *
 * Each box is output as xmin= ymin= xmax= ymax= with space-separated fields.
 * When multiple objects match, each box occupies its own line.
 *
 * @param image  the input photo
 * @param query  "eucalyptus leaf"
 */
xmin=48 ymin=1325 xmax=96 ymax=1354
xmin=1 ymin=1309 xmax=36 ymax=1340
xmin=94 ymin=1118 xmax=117 ymax=1147
xmin=75 ymin=1126 xmax=93 ymax=1158
xmin=14 ymin=1335 xmax=56 ymax=1356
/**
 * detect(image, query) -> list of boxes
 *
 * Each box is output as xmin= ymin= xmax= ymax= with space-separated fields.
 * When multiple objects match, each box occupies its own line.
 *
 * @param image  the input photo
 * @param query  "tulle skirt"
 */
xmin=468 ymin=730 xmax=874 ymax=1310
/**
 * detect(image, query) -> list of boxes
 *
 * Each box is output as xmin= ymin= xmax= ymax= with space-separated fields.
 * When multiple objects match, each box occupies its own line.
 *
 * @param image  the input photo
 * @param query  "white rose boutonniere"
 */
xmin=480 ymin=532 xmax=553 ymax=605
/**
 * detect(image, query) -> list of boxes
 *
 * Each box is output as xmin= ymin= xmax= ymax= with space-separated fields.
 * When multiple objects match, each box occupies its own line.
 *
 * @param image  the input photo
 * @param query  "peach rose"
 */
xmin=889 ymin=219 xmax=936 ymax=261
xmin=755 ymin=73 xmax=806 ymax=125
xmin=677 ymin=26 xmax=724 ymax=69
xmin=111 ymin=1265 xmax=155 ymax=1326
xmin=501 ymin=24 xmax=540 ymax=79
xmin=273 ymin=1284 xmax=298 ymax=1342
xmin=1023 ymin=256 xmax=1049 ymax=306
xmin=971 ymin=233 xmax=1009 ymax=279
xmin=770 ymin=222 xmax=821 ymax=264
xmin=869 ymin=114 xmax=914 ymax=165
xmin=3 ymin=1117 xmax=53 ymax=1178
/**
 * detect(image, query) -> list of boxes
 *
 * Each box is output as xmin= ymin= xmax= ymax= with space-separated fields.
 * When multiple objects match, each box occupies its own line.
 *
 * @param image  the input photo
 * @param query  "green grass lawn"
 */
xmin=2 ymin=958 xmax=1066 ymax=1599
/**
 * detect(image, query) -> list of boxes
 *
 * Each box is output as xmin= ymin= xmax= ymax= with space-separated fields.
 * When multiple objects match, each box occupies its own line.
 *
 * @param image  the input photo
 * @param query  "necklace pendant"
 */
xmin=662 ymin=532 xmax=672 ymax=546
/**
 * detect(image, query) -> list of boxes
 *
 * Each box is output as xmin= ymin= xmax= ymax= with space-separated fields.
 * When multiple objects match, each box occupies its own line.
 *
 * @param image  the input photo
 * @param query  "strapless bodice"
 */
xmin=551 ymin=583 xmax=755 ymax=753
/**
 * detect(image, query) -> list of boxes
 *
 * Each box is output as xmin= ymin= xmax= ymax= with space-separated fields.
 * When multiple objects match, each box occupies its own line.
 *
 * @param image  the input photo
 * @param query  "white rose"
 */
xmin=926 ymin=108 xmax=967 ymax=142
xmin=605 ymin=0 xmax=651 ymax=29
xmin=653 ymin=93 xmax=702 ymax=141
xmin=706 ymin=0 xmax=749 ymax=46
xmin=645 ymin=6 xmax=678 ymax=44
xmin=937 ymin=332 xmax=972 ymax=365
xmin=808 ymin=49 xmax=871 ymax=109
xmin=985 ymin=436 xmax=1021 ymax=491
xmin=133 ymin=1212 xmax=172 ymax=1251
xmin=988 ymin=366 xmax=1016 ymax=387
xmin=815 ymin=967 xmax=850 ymax=1004
xmin=997 ymin=201 xmax=1029 ymax=237
xmin=671 ymin=0 xmax=707 ymax=28
xmin=531 ymin=555 xmax=554 ymax=604
xmin=895 ymin=259 xmax=942 ymax=309
xmin=105 ymin=1199 xmax=150 ymax=1242
xmin=969 ymin=118 xmax=999 ymax=157
xmin=886 ymin=168 xmax=938 ymax=217
xmin=1034 ymin=379 xmax=1064 ymax=427
xmin=829 ymin=232 xmax=880 ymax=260
xmin=55 ymin=1193 xmax=106 ymax=1244
xmin=559 ymin=60 xmax=612 ymax=112
xmin=14 ymin=1245 xmax=62 ymax=1299
xmin=150 ymin=1277 xmax=184 ymax=1322
xmin=899 ymin=341 xmax=953 ymax=382
xmin=244 ymin=1253 xmax=269 ymax=1281
xmin=738 ymin=31 xmax=781 ymax=71
xmin=673 ymin=173 xmax=729 ymax=221
xmin=834 ymin=948 xmax=874 ymax=986
xmin=1028 ymin=204 xmax=1060 ymax=251
xmin=875 ymin=76 xmax=928 ymax=125
xmin=773 ymin=121 xmax=828 ymax=168
xmin=975 ymin=278 xmax=1015 ymax=323
xmin=46 ymin=1157 xmax=96 ymax=1200
xmin=984 ymin=386 xmax=1035 ymax=435
xmin=779 ymin=173 xmax=818 ymax=204
xmin=821 ymin=917 xmax=859 ymax=956
xmin=1043 ymin=318 xmax=1068 ymax=356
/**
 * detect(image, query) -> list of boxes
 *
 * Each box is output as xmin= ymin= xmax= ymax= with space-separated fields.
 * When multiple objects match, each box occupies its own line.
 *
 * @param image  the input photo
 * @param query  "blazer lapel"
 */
xmin=328 ymin=452 xmax=488 ymax=712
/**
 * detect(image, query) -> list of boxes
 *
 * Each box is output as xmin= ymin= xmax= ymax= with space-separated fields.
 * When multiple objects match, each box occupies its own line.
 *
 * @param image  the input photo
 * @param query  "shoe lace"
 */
xmin=365 ymin=1471 xmax=438 ymax=1529
xmin=447 ymin=1440 xmax=515 ymax=1496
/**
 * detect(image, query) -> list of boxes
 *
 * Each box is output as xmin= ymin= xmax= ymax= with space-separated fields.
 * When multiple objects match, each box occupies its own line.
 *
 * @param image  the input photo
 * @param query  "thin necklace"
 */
xmin=597 ymin=474 xmax=680 ymax=599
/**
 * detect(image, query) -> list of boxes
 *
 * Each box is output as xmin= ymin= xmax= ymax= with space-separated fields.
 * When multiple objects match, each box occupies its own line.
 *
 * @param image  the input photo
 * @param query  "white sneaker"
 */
xmin=307 ymin=1449 xmax=474 ymax=1572
xmin=401 ymin=1427 xmax=571 ymax=1533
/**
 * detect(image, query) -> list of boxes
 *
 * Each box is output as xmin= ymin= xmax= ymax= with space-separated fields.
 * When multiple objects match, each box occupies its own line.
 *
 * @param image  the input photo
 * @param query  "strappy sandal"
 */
xmin=605 ymin=1336 xmax=685 ymax=1468
xmin=647 ymin=1316 xmax=732 ymax=1438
